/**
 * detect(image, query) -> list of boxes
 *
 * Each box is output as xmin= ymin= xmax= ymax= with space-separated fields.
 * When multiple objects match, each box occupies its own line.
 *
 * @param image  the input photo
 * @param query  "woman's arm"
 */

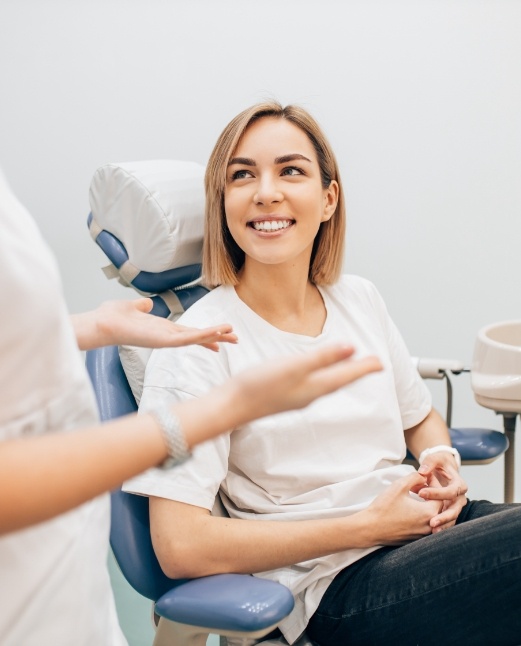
xmin=403 ymin=408 xmax=453 ymax=461
xmin=150 ymin=472 xmax=442 ymax=579
xmin=0 ymin=345 xmax=380 ymax=535
xmin=70 ymin=297 xmax=238 ymax=351
xmin=404 ymin=408 xmax=468 ymax=531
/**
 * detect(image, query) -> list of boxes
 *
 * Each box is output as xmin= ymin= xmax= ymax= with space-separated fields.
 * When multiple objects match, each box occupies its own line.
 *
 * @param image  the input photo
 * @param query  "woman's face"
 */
xmin=224 ymin=117 xmax=338 ymax=272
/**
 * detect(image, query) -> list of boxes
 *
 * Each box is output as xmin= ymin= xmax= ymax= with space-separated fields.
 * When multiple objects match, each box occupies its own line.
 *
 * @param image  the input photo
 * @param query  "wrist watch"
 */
xmin=419 ymin=445 xmax=461 ymax=468
xmin=151 ymin=406 xmax=192 ymax=469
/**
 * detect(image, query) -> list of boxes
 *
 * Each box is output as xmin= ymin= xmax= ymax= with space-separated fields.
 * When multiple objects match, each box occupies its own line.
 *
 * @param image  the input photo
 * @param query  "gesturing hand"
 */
xmin=72 ymin=298 xmax=238 ymax=351
xmin=231 ymin=345 xmax=382 ymax=424
xmin=417 ymin=453 xmax=468 ymax=533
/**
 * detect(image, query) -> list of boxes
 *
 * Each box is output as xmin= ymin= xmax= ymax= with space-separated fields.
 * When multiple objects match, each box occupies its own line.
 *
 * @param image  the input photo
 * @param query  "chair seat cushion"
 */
xmin=450 ymin=427 xmax=509 ymax=461
xmin=406 ymin=427 xmax=508 ymax=464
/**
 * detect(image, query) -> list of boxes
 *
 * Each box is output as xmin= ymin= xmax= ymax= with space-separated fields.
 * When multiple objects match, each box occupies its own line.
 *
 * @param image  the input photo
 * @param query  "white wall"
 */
xmin=1 ymin=0 xmax=520 ymax=500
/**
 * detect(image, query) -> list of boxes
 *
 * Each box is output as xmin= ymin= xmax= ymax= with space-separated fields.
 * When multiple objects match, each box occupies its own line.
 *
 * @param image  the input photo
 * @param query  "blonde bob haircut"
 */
xmin=203 ymin=101 xmax=346 ymax=287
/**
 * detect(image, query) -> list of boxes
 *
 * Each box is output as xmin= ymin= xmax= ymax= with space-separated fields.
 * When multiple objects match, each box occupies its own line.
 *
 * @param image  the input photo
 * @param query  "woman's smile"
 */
xmin=247 ymin=217 xmax=295 ymax=233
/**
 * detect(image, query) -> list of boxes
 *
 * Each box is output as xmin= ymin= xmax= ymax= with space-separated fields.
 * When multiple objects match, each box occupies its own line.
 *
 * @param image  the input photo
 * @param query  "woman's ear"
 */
xmin=321 ymin=180 xmax=339 ymax=222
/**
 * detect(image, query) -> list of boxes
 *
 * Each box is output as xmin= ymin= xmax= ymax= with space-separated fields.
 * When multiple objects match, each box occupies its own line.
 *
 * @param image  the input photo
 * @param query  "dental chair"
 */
xmin=85 ymin=160 xmax=509 ymax=646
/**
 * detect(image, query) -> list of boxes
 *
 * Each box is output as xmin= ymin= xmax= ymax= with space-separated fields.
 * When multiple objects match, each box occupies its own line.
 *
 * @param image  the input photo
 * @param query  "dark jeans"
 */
xmin=307 ymin=500 xmax=521 ymax=646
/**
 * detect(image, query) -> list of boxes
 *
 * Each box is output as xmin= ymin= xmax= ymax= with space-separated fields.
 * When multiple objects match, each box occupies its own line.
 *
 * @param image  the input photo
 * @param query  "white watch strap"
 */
xmin=418 ymin=445 xmax=461 ymax=468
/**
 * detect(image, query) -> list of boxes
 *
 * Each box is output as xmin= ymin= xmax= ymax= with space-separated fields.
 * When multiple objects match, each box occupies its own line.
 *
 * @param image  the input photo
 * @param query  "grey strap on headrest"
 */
xmin=101 ymin=260 xmax=141 ymax=289
xmin=88 ymin=216 xmax=103 ymax=241
xmin=90 ymin=214 xmax=142 ymax=288
xmin=158 ymin=290 xmax=185 ymax=319
xmin=101 ymin=263 xmax=120 ymax=280
xmin=115 ymin=260 xmax=141 ymax=287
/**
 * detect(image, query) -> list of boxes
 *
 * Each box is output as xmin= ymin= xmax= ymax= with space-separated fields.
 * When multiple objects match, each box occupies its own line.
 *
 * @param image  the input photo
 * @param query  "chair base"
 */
xmin=153 ymin=616 xmax=281 ymax=646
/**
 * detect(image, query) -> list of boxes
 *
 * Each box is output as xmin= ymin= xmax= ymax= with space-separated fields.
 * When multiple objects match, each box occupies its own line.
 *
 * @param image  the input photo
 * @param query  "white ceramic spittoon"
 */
xmin=472 ymin=321 xmax=521 ymax=502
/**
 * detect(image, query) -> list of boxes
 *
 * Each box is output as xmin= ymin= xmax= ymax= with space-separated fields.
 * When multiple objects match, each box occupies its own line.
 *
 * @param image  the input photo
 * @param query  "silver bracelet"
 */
xmin=151 ymin=406 xmax=192 ymax=469
xmin=418 ymin=445 xmax=461 ymax=468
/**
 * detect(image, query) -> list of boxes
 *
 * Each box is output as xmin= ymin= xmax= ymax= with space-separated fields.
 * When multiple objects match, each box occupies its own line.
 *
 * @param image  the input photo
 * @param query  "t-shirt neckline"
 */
xmin=229 ymin=284 xmax=331 ymax=343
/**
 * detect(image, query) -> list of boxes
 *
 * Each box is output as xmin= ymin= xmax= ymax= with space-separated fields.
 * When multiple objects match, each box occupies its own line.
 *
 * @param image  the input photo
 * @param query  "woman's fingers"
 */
xmin=430 ymin=496 xmax=467 ymax=532
xmin=419 ymin=482 xmax=467 ymax=501
xmin=365 ymin=472 xmax=443 ymax=544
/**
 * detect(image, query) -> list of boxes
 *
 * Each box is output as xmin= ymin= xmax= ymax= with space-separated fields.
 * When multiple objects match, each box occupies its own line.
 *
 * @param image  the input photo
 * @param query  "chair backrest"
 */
xmin=87 ymin=345 xmax=188 ymax=601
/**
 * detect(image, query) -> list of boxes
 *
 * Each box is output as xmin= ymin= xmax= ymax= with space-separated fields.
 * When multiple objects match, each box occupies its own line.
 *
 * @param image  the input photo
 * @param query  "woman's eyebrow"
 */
xmin=228 ymin=153 xmax=312 ymax=167
xmin=228 ymin=157 xmax=255 ymax=166
xmin=275 ymin=153 xmax=312 ymax=164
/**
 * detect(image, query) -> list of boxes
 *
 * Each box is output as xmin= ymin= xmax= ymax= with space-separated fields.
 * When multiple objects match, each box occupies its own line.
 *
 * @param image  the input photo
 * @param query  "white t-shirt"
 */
xmin=0 ymin=172 xmax=126 ymax=646
xmin=125 ymin=278 xmax=431 ymax=644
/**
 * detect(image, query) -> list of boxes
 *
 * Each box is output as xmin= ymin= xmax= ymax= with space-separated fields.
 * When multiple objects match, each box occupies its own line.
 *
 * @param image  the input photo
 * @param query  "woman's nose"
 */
xmin=253 ymin=176 xmax=283 ymax=205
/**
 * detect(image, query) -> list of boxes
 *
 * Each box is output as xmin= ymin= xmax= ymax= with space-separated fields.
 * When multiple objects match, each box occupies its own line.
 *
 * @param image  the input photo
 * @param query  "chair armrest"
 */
xmin=155 ymin=573 xmax=294 ymax=632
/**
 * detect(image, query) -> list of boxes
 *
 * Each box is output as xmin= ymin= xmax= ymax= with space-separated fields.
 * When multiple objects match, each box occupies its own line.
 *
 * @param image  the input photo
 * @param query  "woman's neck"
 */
xmin=235 ymin=259 xmax=327 ymax=337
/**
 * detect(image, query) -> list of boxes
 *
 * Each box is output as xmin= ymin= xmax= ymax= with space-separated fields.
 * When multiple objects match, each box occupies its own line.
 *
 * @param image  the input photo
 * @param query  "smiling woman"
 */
xmin=221 ymin=116 xmax=340 ymax=337
xmin=224 ymin=118 xmax=338 ymax=290
xmin=203 ymin=103 xmax=346 ymax=289
xmin=124 ymin=102 xmax=521 ymax=646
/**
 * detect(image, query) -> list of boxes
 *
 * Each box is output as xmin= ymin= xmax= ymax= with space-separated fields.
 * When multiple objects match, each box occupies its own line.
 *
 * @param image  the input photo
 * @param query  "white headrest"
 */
xmin=89 ymin=160 xmax=205 ymax=273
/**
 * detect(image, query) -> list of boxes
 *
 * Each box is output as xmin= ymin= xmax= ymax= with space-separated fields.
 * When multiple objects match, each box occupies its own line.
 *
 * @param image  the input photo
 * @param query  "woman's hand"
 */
xmin=416 ymin=453 xmax=468 ymax=532
xmin=361 ymin=472 xmax=443 ymax=546
xmin=71 ymin=298 xmax=238 ymax=351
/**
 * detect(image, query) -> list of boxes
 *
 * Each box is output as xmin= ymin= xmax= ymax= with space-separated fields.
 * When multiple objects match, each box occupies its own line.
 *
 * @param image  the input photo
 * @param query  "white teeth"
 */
xmin=252 ymin=220 xmax=292 ymax=232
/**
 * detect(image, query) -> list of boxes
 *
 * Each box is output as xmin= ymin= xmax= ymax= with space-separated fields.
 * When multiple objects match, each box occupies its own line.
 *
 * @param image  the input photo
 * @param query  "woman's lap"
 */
xmin=307 ymin=500 xmax=521 ymax=646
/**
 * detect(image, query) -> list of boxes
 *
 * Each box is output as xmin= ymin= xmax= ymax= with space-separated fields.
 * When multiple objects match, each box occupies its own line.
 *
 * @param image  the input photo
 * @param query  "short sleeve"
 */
xmin=123 ymin=424 xmax=230 ymax=511
xmin=366 ymin=281 xmax=432 ymax=430
xmin=123 ymin=341 xmax=232 ymax=510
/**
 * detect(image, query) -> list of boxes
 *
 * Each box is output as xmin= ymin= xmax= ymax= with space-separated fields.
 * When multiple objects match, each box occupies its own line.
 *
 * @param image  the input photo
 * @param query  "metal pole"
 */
xmin=503 ymin=413 xmax=517 ymax=503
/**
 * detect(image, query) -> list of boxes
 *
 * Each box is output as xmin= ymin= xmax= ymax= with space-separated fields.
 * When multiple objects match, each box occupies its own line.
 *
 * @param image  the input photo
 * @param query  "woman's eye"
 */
xmin=231 ymin=169 xmax=253 ymax=181
xmin=281 ymin=166 xmax=303 ymax=177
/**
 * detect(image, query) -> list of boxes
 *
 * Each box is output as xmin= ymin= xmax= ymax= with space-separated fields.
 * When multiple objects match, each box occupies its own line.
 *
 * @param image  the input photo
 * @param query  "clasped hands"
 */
xmin=364 ymin=458 xmax=468 ymax=547
xmin=413 ymin=452 xmax=468 ymax=533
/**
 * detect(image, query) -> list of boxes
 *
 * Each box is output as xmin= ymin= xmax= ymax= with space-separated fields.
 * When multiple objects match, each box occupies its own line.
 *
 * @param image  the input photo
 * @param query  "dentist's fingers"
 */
xmin=303 ymin=350 xmax=383 ymax=402
xmin=234 ymin=345 xmax=382 ymax=421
